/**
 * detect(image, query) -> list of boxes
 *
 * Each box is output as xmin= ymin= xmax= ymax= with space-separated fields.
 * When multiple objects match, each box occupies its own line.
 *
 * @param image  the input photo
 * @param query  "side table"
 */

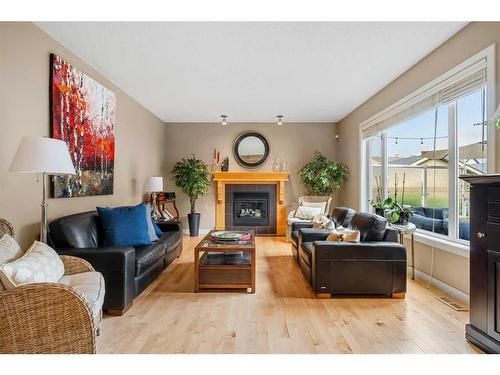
xmin=391 ymin=222 xmax=416 ymax=280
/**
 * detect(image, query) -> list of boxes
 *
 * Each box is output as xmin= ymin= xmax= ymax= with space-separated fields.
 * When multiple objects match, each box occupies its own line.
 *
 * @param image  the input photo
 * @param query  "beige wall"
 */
xmin=336 ymin=22 xmax=500 ymax=296
xmin=163 ymin=122 xmax=338 ymax=231
xmin=0 ymin=22 xmax=167 ymax=248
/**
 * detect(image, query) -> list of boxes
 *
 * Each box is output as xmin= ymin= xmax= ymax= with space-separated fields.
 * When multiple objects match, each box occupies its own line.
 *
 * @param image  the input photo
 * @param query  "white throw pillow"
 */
xmin=0 ymin=241 xmax=64 ymax=290
xmin=0 ymin=234 xmax=24 ymax=291
xmin=301 ymin=201 xmax=327 ymax=213
xmin=294 ymin=205 xmax=324 ymax=220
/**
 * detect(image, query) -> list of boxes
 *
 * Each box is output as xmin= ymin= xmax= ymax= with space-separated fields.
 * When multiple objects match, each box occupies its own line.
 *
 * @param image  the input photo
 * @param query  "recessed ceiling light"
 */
xmin=221 ymin=115 xmax=228 ymax=126
xmin=276 ymin=115 xmax=283 ymax=126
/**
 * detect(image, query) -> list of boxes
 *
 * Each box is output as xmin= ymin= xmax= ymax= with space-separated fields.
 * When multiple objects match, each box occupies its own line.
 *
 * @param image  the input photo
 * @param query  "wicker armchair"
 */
xmin=0 ymin=218 xmax=14 ymax=237
xmin=0 ymin=254 xmax=100 ymax=354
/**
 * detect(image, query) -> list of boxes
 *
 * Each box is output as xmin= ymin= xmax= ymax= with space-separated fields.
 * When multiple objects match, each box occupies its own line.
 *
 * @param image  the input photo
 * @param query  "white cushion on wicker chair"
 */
xmin=0 ymin=234 xmax=23 ymax=264
xmin=294 ymin=205 xmax=324 ymax=220
xmin=0 ymin=241 xmax=64 ymax=290
xmin=59 ymin=271 xmax=105 ymax=329
xmin=0 ymin=234 xmax=24 ymax=291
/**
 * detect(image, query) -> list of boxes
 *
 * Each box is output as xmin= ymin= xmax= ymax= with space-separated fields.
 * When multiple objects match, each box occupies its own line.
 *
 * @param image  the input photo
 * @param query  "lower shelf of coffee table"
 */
xmin=197 ymin=252 xmax=253 ymax=291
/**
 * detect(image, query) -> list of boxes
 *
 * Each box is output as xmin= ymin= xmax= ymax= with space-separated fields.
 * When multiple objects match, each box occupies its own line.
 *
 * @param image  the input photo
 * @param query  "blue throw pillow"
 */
xmin=97 ymin=203 xmax=152 ymax=247
xmin=152 ymin=221 xmax=163 ymax=237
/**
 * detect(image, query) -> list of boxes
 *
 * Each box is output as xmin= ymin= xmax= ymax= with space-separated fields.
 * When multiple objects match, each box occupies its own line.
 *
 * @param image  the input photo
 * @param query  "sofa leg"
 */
xmin=105 ymin=302 xmax=132 ymax=316
xmin=391 ymin=292 xmax=406 ymax=299
xmin=316 ymin=293 xmax=331 ymax=299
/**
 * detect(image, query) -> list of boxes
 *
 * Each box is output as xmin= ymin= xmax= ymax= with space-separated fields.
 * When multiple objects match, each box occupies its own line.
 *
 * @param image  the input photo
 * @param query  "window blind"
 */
xmin=361 ymin=58 xmax=487 ymax=138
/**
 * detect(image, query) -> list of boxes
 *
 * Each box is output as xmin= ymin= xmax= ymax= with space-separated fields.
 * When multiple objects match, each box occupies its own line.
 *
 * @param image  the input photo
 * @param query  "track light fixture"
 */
xmin=221 ymin=115 xmax=228 ymax=126
xmin=276 ymin=115 xmax=283 ymax=126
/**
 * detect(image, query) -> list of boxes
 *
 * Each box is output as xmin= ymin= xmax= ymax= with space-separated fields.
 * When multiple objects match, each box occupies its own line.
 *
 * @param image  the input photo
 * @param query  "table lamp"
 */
xmin=145 ymin=176 xmax=164 ymax=220
xmin=9 ymin=137 xmax=76 ymax=243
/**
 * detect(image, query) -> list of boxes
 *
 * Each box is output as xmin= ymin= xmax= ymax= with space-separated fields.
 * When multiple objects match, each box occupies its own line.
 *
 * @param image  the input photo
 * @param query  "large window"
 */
xmin=362 ymin=51 xmax=493 ymax=244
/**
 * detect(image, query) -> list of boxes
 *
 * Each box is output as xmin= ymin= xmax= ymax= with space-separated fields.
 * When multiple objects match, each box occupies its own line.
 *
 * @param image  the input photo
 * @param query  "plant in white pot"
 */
xmin=171 ymin=155 xmax=210 ymax=236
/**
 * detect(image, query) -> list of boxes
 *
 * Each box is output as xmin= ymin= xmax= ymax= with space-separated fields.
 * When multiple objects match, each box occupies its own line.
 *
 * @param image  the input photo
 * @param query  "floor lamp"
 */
xmin=9 ymin=137 xmax=76 ymax=243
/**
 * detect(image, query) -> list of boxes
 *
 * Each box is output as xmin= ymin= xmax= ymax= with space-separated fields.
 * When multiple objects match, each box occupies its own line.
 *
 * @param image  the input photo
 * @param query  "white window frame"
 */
xmin=359 ymin=44 xmax=496 ymax=252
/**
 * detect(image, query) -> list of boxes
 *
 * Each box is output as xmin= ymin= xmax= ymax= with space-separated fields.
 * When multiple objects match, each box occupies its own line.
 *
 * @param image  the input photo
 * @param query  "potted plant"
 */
xmin=298 ymin=150 xmax=349 ymax=196
xmin=171 ymin=155 xmax=210 ymax=236
xmin=371 ymin=197 xmax=393 ymax=217
xmin=372 ymin=173 xmax=414 ymax=225
xmin=370 ymin=176 xmax=389 ymax=216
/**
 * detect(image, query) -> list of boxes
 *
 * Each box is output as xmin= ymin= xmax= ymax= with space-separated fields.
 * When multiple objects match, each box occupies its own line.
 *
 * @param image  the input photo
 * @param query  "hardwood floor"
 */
xmin=97 ymin=236 xmax=482 ymax=354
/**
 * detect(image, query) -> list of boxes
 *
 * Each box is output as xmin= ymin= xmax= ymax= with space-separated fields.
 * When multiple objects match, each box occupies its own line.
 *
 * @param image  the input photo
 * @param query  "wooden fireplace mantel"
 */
xmin=212 ymin=171 xmax=289 ymax=235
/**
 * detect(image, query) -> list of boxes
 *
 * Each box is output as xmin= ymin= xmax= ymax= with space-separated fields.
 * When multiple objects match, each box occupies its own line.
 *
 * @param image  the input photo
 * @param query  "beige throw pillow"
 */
xmin=312 ymin=214 xmax=335 ymax=230
xmin=0 ymin=234 xmax=24 ymax=291
xmin=0 ymin=241 xmax=64 ymax=290
xmin=325 ymin=228 xmax=360 ymax=243
xmin=294 ymin=205 xmax=324 ymax=220
xmin=326 ymin=230 xmax=343 ymax=241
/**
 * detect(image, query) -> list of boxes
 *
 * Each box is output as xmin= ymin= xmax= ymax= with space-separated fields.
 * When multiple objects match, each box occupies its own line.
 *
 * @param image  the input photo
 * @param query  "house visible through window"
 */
xmin=363 ymin=56 xmax=490 ymax=244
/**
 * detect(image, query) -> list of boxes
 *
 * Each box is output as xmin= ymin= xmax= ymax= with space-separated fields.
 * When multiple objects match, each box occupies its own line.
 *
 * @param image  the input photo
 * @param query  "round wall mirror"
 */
xmin=233 ymin=132 xmax=270 ymax=168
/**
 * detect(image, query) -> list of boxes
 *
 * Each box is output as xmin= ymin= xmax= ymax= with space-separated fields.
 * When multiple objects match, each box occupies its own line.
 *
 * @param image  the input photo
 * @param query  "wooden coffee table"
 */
xmin=194 ymin=230 xmax=256 ymax=293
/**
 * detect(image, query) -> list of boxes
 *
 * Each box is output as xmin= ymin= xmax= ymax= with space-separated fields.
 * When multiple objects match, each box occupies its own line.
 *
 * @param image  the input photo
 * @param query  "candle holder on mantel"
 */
xmin=211 ymin=147 xmax=224 ymax=172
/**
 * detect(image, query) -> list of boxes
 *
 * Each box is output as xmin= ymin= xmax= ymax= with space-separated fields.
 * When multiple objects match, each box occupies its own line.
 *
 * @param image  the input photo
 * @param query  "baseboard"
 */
xmin=413 ymin=269 xmax=469 ymax=304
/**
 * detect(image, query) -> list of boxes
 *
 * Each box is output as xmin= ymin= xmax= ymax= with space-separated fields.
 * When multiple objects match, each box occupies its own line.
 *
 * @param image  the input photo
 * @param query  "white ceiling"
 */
xmin=36 ymin=22 xmax=466 ymax=123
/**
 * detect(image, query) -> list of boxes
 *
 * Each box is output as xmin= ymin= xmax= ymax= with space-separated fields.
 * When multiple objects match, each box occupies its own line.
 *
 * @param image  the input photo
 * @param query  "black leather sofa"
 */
xmin=298 ymin=211 xmax=407 ymax=298
xmin=48 ymin=211 xmax=183 ymax=315
xmin=290 ymin=207 xmax=356 ymax=262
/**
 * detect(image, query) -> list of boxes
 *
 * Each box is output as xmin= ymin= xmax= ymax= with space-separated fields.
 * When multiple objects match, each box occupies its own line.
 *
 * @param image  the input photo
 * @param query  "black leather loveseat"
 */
xmin=290 ymin=207 xmax=356 ymax=262
xmin=298 ymin=211 xmax=407 ymax=298
xmin=48 ymin=211 xmax=182 ymax=315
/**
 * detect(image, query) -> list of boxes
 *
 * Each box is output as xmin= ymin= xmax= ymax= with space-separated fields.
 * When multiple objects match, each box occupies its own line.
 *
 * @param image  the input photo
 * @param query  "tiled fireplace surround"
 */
xmin=213 ymin=172 xmax=288 ymax=236
xmin=225 ymin=184 xmax=277 ymax=235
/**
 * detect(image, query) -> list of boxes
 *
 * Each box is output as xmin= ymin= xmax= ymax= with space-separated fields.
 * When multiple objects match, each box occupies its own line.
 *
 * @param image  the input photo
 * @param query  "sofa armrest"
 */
xmin=384 ymin=227 xmax=398 ymax=242
xmin=291 ymin=221 xmax=314 ymax=232
xmin=56 ymin=246 xmax=135 ymax=311
xmin=299 ymin=228 xmax=331 ymax=243
xmin=312 ymin=241 xmax=406 ymax=262
xmin=156 ymin=221 xmax=182 ymax=233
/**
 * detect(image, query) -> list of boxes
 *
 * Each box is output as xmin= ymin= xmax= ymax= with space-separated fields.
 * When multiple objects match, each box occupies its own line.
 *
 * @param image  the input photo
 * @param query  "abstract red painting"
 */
xmin=50 ymin=54 xmax=115 ymax=198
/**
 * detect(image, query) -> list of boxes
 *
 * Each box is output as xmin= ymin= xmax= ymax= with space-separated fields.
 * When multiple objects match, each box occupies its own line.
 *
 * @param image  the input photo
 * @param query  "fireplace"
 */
xmin=213 ymin=172 xmax=288 ymax=236
xmin=224 ymin=184 xmax=277 ymax=235
xmin=233 ymin=192 xmax=269 ymax=227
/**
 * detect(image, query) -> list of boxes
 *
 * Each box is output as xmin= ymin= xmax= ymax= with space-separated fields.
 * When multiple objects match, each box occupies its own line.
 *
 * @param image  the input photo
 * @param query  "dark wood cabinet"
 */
xmin=461 ymin=175 xmax=500 ymax=353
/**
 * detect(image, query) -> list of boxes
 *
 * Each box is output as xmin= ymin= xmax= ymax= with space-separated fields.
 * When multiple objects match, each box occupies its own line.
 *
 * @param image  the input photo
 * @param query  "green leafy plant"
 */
xmin=171 ymin=155 xmax=210 ymax=214
xmin=370 ymin=173 xmax=414 ymax=224
xmin=389 ymin=201 xmax=413 ymax=224
xmin=371 ymin=196 xmax=393 ymax=215
xmin=298 ymin=150 xmax=349 ymax=196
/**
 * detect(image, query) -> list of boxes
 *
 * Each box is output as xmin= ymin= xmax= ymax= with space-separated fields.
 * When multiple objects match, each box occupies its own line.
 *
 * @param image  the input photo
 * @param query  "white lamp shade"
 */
xmin=144 ymin=176 xmax=164 ymax=192
xmin=9 ymin=137 xmax=76 ymax=175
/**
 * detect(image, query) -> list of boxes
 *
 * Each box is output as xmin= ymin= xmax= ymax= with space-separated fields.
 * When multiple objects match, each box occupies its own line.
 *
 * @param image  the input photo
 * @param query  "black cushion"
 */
xmin=300 ymin=242 xmax=314 ymax=266
xmin=348 ymin=212 xmax=387 ymax=242
xmin=48 ymin=211 xmax=100 ymax=248
xmin=134 ymin=241 xmax=167 ymax=276
xmin=160 ymin=230 xmax=182 ymax=253
xmin=331 ymin=207 xmax=356 ymax=228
